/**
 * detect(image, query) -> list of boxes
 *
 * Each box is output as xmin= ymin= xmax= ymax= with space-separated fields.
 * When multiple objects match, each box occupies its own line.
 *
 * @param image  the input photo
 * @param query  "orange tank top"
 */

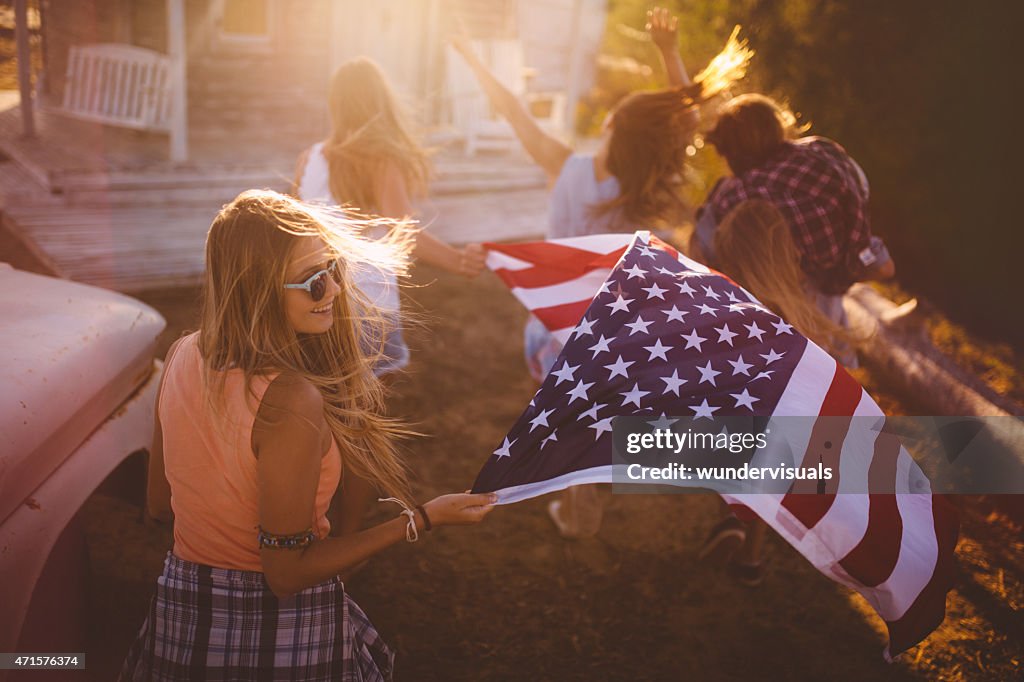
xmin=159 ymin=332 xmax=342 ymax=571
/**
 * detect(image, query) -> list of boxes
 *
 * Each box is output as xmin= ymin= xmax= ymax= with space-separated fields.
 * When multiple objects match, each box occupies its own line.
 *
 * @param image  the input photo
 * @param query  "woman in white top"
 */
xmin=294 ymin=56 xmax=488 ymax=376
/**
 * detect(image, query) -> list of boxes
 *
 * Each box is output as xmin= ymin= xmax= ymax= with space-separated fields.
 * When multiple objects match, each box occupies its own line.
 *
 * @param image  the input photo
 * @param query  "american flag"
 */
xmin=473 ymin=231 xmax=958 ymax=658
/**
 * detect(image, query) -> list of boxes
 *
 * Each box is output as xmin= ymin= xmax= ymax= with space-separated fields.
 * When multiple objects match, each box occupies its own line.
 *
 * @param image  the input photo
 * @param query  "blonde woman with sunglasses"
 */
xmin=120 ymin=190 xmax=495 ymax=681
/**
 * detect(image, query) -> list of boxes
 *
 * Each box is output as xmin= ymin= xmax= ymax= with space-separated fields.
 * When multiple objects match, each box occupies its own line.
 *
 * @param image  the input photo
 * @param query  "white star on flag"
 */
xmin=643 ymin=338 xmax=672 ymax=361
xmin=647 ymin=414 xmax=678 ymax=430
xmin=728 ymin=355 xmax=754 ymax=376
xmin=603 ymin=355 xmax=634 ymax=380
xmin=744 ymin=320 xmax=766 ymax=341
xmin=641 ymin=282 xmax=668 ymax=300
xmin=588 ymin=417 xmax=614 ymax=440
xmin=660 ymin=369 xmax=687 ymax=396
xmin=697 ymin=303 xmax=718 ymax=317
xmin=624 ymin=264 xmax=647 ymax=280
xmin=689 ymin=398 xmax=720 ymax=420
xmin=624 ymin=315 xmax=654 ymax=335
xmin=662 ymin=305 xmax=688 ymax=323
xmin=606 ymin=294 xmax=633 ymax=314
xmin=493 ymin=437 xmax=515 ymax=459
xmin=566 ymin=379 xmax=595 ymax=404
xmin=588 ymin=335 xmax=612 ymax=358
xmin=760 ymin=348 xmax=785 ymax=365
xmin=580 ymin=403 xmax=606 ymax=421
xmin=681 ymin=328 xmax=707 ymax=351
xmin=715 ymin=324 xmax=738 ymax=346
xmin=696 ymin=360 xmax=721 ymax=386
xmin=772 ymin=319 xmax=795 ymax=335
xmin=730 ymin=388 xmax=759 ymax=410
xmin=573 ymin=317 xmax=596 ymax=337
xmin=550 ymin=361 xmax=579 ymax=385
xmin=529 ymin=408 xmax=555 ymax=431
xmin=620 ymin=382 xmax=650 ymax=408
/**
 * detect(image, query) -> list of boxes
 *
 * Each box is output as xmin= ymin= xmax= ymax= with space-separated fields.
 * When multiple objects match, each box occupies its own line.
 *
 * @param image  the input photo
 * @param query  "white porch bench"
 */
xmin=59 ymin=43 xmax=173 ymax=133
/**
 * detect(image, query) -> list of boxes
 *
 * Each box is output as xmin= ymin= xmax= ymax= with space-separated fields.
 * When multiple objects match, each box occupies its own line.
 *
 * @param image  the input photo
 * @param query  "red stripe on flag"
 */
xmin=487 ymin=241 xmax=626 ymax=272
xmin=649 ymin=235 xmax=679 ymax=259
xmin=838 ymin=430 xmax=903 ymax=587
xmin=486 ymin=243 xmax=628 ymax=289
xmin=780 ymin=365 xmax=862 ymax=529
xmin=491 ymin=263 xmax=607 ymax=290
xmin=532 ymin=299 xmax=593 ymax=333
xmin=884 ymin=495 xmax=959 ymax=657
xmin=488 ymin=247 xmax=627 ymax=289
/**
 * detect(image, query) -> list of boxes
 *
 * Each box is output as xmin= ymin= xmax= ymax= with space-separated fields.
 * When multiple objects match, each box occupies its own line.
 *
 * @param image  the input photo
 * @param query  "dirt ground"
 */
xmin=75 ymin=263 xmax=1022 ymax=681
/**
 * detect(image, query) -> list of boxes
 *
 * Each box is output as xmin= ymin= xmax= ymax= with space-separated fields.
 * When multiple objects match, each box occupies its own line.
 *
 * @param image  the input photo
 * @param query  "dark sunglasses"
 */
xmin=283 ymin=259 xmax=342 ymax=302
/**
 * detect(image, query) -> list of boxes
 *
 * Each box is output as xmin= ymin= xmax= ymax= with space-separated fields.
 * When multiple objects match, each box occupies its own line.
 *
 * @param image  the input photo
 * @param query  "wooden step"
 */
xmin=54 ymin=166 xmax=290 ymax=193
xmin=4 ymin=187 xmax=551 ymax=294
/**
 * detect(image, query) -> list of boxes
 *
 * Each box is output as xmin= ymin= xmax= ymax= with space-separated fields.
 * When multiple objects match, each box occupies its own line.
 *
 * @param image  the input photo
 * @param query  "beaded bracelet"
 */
xmin=257 ymin=526 xmax=315 ymax=550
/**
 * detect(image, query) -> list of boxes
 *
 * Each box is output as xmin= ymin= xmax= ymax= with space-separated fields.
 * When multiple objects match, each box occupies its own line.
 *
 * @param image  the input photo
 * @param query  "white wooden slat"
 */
xmin=138 ymin=61 xmax=154 ymax=125
xmin=102 ymin=56 xmax=115 ymax=115
xmin=76 ymin=51 xmax=92 ymax=113
xmin=124 ymin=61 xmax=138 ymax=120
xmin=90 ymin=55 xmax=103 ymax=115
xmin=111 ymin=59 xmax=125 ymax=119
xmin=61 ymin=46 xmax=76 ymax=111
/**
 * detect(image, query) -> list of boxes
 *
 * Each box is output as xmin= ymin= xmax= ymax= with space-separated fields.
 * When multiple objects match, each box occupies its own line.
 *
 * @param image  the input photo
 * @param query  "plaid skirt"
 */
xmin=119 ymin=553 xmax=393 ymax=682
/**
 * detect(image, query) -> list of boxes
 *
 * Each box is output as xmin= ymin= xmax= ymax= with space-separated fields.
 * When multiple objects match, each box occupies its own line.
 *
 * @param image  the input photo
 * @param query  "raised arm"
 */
xmin=291 ymin=146 xmax=312 ymax=198
xmin=450 ymin=36 xmax=571 ymax=183
xmin=377 ymin=161 xmax=486 ymax=277
xmin=254 ymin=374 xmax=495 ymax=598
xmin=646 ymin=7 xmax=690 ymax=87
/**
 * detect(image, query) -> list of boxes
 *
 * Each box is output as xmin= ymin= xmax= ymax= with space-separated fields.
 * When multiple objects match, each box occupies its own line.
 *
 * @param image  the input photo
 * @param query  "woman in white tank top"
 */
xmin=295 ymin=57 xmax=488 ymax=376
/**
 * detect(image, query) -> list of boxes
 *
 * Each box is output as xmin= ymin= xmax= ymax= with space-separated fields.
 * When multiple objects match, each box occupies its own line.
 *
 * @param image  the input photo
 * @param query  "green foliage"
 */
xmin=591 ymin=0 xmax=1023 ymax=343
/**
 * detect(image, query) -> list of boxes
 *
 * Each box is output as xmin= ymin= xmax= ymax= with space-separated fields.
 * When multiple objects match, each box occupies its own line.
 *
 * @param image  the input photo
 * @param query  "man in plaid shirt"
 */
xmin=693 ymin=94 xmax=894 ymax=298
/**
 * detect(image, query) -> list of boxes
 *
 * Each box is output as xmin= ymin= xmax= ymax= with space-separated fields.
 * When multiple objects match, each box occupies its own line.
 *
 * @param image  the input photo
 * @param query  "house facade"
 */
xmin=33 ymin=0 xmax=606 ymax=161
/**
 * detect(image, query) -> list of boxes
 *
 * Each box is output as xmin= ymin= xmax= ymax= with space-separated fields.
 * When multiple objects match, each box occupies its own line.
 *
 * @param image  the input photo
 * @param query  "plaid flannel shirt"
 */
xmin=703 ymin=137 xmax=872 ymax=295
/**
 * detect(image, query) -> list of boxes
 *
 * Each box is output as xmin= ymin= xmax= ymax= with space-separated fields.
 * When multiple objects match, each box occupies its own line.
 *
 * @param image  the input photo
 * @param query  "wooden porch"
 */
xmin=0 ymin=95 xmax=549 ymax=293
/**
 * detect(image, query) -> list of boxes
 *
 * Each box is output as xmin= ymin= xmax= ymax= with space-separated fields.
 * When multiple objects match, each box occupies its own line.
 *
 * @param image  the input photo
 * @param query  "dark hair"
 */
xmin=706 ymin=94 xmax=791 ymax=175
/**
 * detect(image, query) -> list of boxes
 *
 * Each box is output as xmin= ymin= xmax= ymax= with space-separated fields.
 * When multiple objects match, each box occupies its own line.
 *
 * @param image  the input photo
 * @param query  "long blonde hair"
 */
xmin=714 ymin=200 xmax=845 ymax=355
xmin=323 ymin=57 xmax=430 ymax=213
xmin=596 ymin=27 xmax=753 ymax=227
xmin=200 ymin=189 xmax=416 ymax=504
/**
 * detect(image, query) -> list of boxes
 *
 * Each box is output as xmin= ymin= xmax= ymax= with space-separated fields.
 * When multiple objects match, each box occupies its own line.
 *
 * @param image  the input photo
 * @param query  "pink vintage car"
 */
xmin=0 ymin=263 xmax=164 ymax=671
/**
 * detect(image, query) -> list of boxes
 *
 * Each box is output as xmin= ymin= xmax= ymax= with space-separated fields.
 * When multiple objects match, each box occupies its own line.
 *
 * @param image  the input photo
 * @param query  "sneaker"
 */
xmin=548 ymin=500 xmax=572 ymax=536
xmin=697 ymin=515 xmax=746 ymax=564
xmin=728 ymin=560 xmax=767 ymax=587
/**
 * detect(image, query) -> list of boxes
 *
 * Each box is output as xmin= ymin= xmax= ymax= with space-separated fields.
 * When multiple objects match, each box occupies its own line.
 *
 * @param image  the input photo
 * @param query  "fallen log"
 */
xmin=844 ymin=284 xmax=1023 ymax=495
xmin=844 ymin=284 xmax=1022 ymax=418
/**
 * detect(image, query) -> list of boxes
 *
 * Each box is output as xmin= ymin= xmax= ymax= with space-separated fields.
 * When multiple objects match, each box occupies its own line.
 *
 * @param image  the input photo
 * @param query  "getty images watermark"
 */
xmin=610 ymin=415 xmax=1024 ymax=495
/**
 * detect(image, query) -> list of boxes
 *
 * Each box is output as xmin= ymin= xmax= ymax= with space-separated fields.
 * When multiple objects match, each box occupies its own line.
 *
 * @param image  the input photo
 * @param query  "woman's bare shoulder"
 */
xmin=261 ymin=373 xmax=324 ymax=416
